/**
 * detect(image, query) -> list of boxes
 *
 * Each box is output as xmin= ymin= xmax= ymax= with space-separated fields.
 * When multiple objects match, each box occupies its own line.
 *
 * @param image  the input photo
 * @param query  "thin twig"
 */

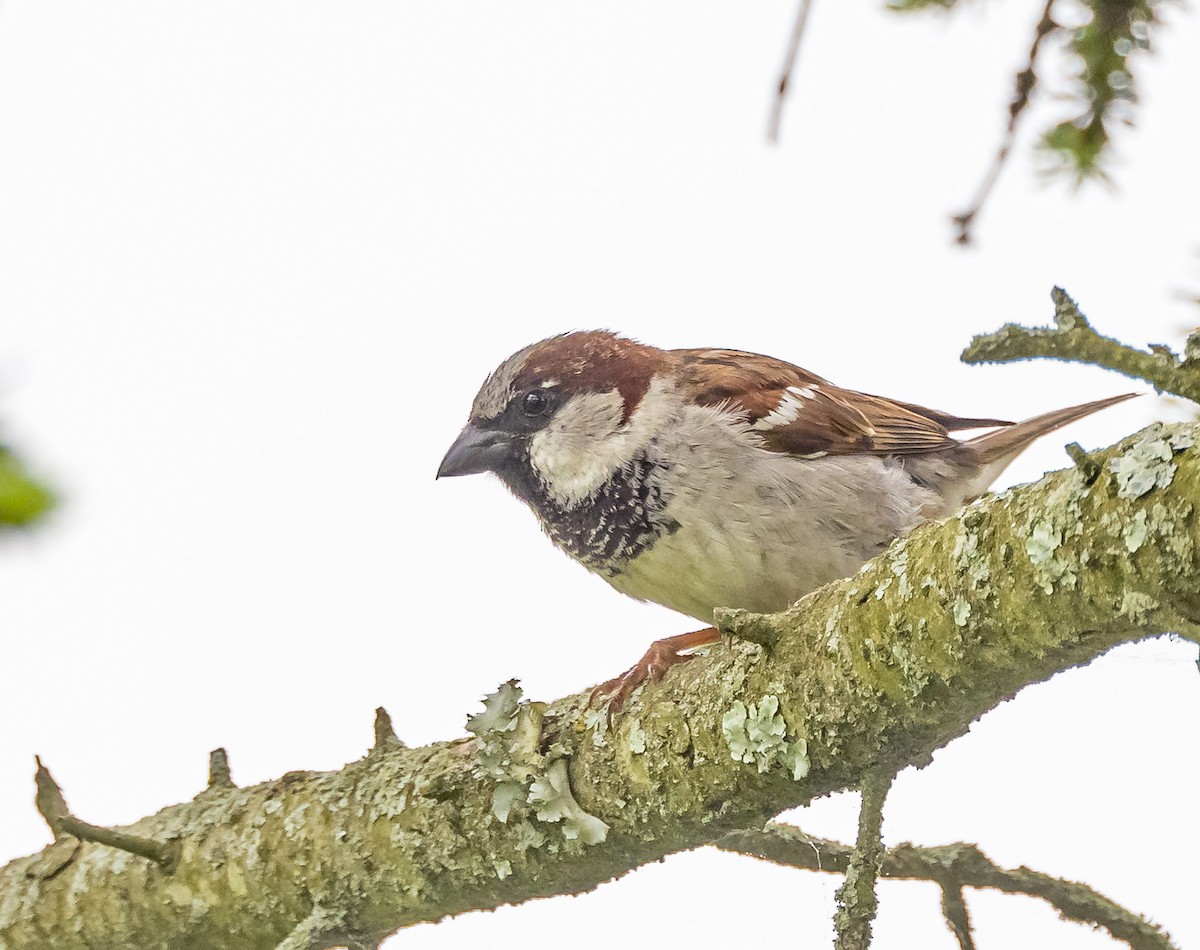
xmin=33 ymin=756 xmax=179 ymax=871
xmin=962 ymin=286 xmax=1200 ymax=403
xmin=940 ymin=885 xmax=977 ymax=950
xmin=33 ymin=756 xmax=70 ymax=839
xmin=716 ymin=824 xmax=1176 ymax=950
xmin=833 ymin=772 xmax=894 ymax=950
xmin=767 ymin=0 xmax=817 ymax=144
xmin=952 ymin=0 xmax=1059 ymax=245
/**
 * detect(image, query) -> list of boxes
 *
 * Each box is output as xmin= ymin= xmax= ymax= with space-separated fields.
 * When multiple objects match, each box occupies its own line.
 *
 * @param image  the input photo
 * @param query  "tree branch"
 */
xmin=951 ymin=0 xmax=1058 ymax=245
xmin=371 ymin=706 xmax=406 ymax=755
xmin=33 ymin=757 xmax=179 ymax=871
xmin=938 ymin=884 xmax=976 ymax=950
xmin=767 ymin=0 xmax=817 ymax=144
xmin=717 ymin=823 xmax=1176 ymax=950
xmin=4 ymin=417 xmax=1198 ymax=948
xmin=207 ymin=748 xmax=235 ymax=791
xmin=833 ymin=772 xmax=893 ymax=950
xmin=962 ymin=286 xmax=1200 ymax=402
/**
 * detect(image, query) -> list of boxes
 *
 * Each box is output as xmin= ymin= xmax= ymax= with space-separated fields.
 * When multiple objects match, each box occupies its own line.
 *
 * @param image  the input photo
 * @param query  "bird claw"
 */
xmin=586 ymin=628 xmax=722 ymax=724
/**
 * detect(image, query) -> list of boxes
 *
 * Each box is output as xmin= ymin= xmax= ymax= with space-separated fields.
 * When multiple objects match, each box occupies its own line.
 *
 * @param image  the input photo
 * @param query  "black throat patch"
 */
xmin=497 ymin=450 xmax=679 ymax=577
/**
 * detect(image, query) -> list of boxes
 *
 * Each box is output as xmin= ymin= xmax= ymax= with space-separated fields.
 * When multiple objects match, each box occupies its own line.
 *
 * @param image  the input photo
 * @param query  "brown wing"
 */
xmin=674 ymin=348 xmax=1012 ymax=458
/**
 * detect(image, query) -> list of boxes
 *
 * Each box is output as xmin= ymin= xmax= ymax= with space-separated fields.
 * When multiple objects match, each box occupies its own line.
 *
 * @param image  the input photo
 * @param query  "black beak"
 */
xmin=437 ymin=424 xmax=517 ymax=478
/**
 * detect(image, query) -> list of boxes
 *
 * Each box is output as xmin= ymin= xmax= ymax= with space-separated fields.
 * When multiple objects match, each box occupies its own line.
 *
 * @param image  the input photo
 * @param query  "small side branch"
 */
xmin=208 ymin=747 xmax=234 ymax=790
xmin=767 ymin=0 xmax=817 ymax=144
xmin=717 ymin=825 xmax=1176 ymax=950
xmin=833 ymin=772 xmax=893 ymax=950
xmin=34 ymin=757 xmax=178 ymax=871
xmin=963 ymin=286 xmax=1200 ymax=403
xmin=951 ymin=0 xmax=1059 ymax=245
xmin=939 ymin=885 xmax=976 ymax=950
xmin=371 ymin=706 xmax=405 ymax=754
xmin=715 ymin=607 xmax=781 ymax=649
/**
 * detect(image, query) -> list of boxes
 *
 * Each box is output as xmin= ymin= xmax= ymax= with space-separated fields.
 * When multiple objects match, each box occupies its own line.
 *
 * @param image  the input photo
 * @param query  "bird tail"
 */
xmin=966 ymin=392 xmax=1139 ymax=466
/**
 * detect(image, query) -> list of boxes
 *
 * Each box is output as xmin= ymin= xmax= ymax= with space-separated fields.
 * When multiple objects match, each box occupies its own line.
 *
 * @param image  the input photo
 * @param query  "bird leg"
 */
xmin=588 ymin=627 xmax=722 ymax=719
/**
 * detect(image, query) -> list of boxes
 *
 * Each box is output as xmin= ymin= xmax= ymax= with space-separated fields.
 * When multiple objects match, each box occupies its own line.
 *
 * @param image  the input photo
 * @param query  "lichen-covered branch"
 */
xmin=833 ymin=773 xmax=893 ymax=950
xmin=717 ymin=824 xmax=1175 ymax=950
xmin=963 ymin=287 xmax=1200 ymax=403
xmin=3 ymin=420 xmax=1198 ymax=949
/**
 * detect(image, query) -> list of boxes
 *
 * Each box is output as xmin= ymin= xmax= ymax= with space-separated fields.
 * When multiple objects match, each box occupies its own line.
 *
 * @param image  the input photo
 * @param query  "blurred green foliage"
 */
xmin=1042 ymin=0 xmax=1159 ymax=180
xmin=893 ymin=0 xmax=1167 ymax=182
xmin=0 ymin=445 xmax=55 ymax=529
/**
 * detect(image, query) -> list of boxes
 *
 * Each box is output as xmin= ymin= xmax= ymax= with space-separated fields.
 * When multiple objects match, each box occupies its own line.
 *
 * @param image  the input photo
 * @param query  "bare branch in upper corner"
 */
xmin=951 ymin=0 xmax=1059 ymax=245
xmin=767 ymin=0 xmax=817 ymax=144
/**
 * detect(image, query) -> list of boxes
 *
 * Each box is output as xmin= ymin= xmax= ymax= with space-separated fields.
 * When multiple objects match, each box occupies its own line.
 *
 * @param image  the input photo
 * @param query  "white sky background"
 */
xmin=1 ymin=1 xmax=1198 ymax=947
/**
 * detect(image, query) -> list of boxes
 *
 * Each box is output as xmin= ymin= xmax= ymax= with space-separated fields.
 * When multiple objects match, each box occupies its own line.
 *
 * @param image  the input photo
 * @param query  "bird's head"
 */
xmin=437 ymin=331 xmax=673 ymax=507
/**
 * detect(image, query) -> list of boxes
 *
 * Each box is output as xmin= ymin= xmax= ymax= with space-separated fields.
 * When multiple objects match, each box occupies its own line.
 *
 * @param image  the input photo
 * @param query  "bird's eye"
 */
xmin=522 ymin=389 xmax=551 ymax=417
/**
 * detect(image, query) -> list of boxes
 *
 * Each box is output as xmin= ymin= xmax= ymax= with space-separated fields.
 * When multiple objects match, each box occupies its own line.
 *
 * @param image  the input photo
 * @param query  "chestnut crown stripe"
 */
xmin=512 ymin=332 xmax=667 ymax=426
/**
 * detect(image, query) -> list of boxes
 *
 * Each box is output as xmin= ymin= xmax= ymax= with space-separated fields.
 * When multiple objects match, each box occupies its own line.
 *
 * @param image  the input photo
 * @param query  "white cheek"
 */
xmin=530 ymin=391 xmax=626 ymax=506
xmin=529 ymin=378 xmax=678 ymax=507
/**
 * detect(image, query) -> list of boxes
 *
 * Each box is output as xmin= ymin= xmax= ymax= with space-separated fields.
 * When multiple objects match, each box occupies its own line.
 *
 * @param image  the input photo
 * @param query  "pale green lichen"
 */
xmin=952 ymin=526 xmax=990 ymax=592
xmin=466 ymin=684 xmax=608 ymax=846
xmin=1110 ymin=431 xmax=1191 ymax=500
xmin=1123 ymin=509 xmax=1149 ymax=553
xmin=721 ymin=695 xmax=810 ymax=780
xmin=628 ymin=719 xmax=646 ymax=755
xmin=466 ymin=680 xmax=522 ymax=782
xmin=513 ymin=821 xmax=548 ymax=852
xmin=825 ymin=601 xmax=846 ymax=653
xmin=467 ymin=681 xmax=552 ymax=830
xmin=527 ymin=760 xmax=608 ymax=845
xmin=1022 ymin=469 xmax=1092 ymax=594
xmin=887 ymin=541 xmax=913 ymax=599
xmin=490 ymin=781 xmax=524 ymax=823
xmin=952 ymin=597 xmax=971 ymax=627
xmin=583 ymin=707 xmax=609 ymax=748
xmin=1119 ymin=590 xmax=1159 ymax=623
xmin=1025 ymin=520 xmax=1068 ymax=594
xmin=466 ymin=680 xmax=522 ymax=737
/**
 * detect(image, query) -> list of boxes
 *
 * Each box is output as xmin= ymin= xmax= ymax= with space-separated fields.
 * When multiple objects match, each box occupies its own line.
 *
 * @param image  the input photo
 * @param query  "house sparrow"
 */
xmin=438 ymin=331 xmax=1134 ymax=712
